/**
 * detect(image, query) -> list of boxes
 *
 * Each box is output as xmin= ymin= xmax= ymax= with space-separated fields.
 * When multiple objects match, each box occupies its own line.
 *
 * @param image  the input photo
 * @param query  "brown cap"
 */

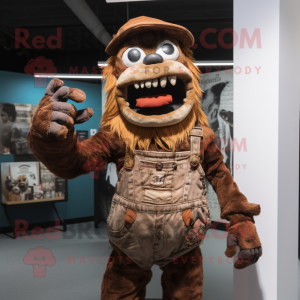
xmin=105 ymin=16 xmax=194 ymax=56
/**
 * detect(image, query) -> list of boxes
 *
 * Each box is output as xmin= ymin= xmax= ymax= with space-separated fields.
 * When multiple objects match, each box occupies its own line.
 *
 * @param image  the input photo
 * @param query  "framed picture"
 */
xmin=0 ymin=103 xmax=37 ymax=155
xmin=200 ymin=69 xmax=233 ymax=223
xmin=1 ymin=161 xmax=67 ymax=204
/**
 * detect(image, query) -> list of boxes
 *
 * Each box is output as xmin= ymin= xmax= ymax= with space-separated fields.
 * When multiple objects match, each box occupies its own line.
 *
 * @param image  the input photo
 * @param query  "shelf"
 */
xmin=2 ymin=197 xmax=65 ymax=205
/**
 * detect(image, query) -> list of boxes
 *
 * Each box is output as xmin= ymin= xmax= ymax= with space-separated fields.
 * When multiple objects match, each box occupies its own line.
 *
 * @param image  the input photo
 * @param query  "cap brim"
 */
xmin=105 ymin=22 xmax=194 ymax=56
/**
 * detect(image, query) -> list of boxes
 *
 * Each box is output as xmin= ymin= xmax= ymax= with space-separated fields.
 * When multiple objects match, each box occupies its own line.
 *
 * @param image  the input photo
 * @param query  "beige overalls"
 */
xmin=106 ymin=125 xmax=211 ymax=270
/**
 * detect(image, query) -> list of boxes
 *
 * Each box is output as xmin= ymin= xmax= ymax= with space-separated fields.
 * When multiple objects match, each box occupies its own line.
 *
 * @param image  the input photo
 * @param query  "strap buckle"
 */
xmin=190 ymin=154 xmax=200 ymax=168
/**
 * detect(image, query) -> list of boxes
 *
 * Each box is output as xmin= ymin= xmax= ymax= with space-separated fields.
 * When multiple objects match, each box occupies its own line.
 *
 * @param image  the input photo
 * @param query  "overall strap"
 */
xmin=189 ymin=125 xmax=203 ymax=168
xmin=182 ymin=124 xmax=203 ymax=202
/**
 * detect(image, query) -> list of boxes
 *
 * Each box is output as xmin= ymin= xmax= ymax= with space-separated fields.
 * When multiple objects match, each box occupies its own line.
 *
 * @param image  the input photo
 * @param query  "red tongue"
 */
xmin=136 ymin=94 xmax=173 ymax=108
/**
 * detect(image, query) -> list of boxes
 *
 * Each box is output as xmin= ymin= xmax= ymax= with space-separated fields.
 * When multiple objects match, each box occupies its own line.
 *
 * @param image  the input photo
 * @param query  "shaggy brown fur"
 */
xmin=101 ymin=242 xmax=204 ymax=300
xmin=160 ymin=246 xmax=204 ymax=299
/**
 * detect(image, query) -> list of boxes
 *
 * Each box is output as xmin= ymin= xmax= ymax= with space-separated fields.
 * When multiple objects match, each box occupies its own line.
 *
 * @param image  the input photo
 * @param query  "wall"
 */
xmin=234 ymin=0 xmax=300 ymax=299
xmin=0 ymin=71 xmax=102 ymax=229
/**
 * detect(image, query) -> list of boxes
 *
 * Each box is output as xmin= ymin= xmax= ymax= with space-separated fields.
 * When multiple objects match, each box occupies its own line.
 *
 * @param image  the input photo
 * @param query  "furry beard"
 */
xmin=105 ymin=100 xmax=202 ymax=152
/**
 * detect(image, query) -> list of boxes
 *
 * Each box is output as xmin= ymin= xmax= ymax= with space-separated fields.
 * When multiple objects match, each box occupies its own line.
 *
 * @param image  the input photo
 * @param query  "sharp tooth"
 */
xmin=134 ymin=83 xmax=139 ymax=89
xmin=145 ymin=80 xmax=152 ymax=88
xmin=183 ymin=98 xmax=187 ymax=103
xmin=153 ymin=78 xmax=158 ymax=87
xmin=140 ymin=81 xmax=144 ymax=88
xmin=126 ymin=102 xmax=130 ymax=106
xmin=160 ymin=76 xmax=167 ymax=88
xmin=168 ymin=75 xmax=177 ymax=86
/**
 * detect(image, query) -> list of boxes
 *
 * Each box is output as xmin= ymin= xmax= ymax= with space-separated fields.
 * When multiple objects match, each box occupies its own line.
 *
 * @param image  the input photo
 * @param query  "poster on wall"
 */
xmin=200 ymin=69 xmax=233 ymax=223
xmin=0 ymin=103 xmax=37 ymax=155
xmin=1 ymin=162 xmax=66 ymax=204
xmin=76 ymin=130 xmax=88 ymax=141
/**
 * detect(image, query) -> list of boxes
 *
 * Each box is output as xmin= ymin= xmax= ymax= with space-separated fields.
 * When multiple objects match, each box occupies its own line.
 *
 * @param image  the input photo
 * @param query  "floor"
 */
xmin=0 ymin=222 xmax=298 ymax=300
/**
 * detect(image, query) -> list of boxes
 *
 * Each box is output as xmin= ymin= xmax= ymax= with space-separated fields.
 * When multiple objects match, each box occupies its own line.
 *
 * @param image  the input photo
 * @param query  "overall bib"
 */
xmin=106 ymin=125 xmax=211 ymax=270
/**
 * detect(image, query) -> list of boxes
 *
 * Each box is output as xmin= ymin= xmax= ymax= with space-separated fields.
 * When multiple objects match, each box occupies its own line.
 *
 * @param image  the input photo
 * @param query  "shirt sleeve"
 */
xmin=201 ymin=126 xmax=261 ymax=221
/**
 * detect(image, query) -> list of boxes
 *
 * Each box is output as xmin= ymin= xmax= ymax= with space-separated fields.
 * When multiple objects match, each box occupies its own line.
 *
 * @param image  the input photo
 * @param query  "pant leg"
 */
xmin=101 ymin=242 xmax=153 ymax=300
xmin=160 ymin=246 xmax=203 ymax=300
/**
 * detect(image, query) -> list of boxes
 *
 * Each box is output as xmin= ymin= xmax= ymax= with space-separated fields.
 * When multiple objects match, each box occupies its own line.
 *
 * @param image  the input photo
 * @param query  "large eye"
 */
xmin=122 ymin=47 xmax=146 ymax=67
xmin=156 ymin=40 xmax=179 ymax=61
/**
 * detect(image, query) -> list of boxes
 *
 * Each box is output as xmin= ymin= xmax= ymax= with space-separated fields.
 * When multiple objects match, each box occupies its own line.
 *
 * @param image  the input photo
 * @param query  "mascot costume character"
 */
xmin=28 ymin=16 xmax=262 ymax=300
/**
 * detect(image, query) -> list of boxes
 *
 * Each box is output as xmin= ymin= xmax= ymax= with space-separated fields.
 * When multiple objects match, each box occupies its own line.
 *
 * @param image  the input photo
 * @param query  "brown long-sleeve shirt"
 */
xmin=28 ymin=124 xmax=260 ymax=222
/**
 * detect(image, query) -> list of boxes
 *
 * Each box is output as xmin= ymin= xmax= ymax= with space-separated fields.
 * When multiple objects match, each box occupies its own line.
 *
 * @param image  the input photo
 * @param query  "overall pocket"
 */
xmin=139 ymin=159 xmax=175 ymax=188
xmin=183 ymin=205 xmax=211 ymax=246
xmin=143 ymin=187 xmax=173 ymax=204
xmin=107 ymin=202 xmax=137 ymax=238
xmin=182 ymin=209 xmax=198 ymax=246
xmin=192 ymin=204 xmax=212 ymax=231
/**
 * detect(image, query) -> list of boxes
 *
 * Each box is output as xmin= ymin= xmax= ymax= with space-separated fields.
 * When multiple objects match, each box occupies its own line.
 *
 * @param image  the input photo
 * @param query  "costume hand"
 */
xmin=225 ymin=221 xmax=262 ymax=269
xmin=30 ymin=78 xmax=94 ymax=140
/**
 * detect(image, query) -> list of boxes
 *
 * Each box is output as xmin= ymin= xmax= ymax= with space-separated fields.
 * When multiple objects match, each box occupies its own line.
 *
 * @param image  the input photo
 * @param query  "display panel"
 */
xmin=200 ymin=69 xmax=233 ymax=222
xmin=1 ymin=162 xmax=66 ymax=204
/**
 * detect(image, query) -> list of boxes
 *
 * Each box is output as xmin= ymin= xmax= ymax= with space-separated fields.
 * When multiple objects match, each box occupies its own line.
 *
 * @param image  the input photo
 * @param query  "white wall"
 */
xmin=277 ymin=1 xmax=300 ymax=298
xmin=234 ymin=0 xmax=300 ymax=299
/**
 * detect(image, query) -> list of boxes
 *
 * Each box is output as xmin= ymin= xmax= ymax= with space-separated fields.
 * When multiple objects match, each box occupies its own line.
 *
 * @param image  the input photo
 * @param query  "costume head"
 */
xmin=101 ymin=16 xmax=208 ymax=151
xmin=5 ymin=176 xmax=21 ymax=195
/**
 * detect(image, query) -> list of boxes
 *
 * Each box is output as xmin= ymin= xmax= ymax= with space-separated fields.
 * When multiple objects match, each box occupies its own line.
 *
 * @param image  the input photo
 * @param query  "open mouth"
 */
xmin=127 ymin=76 xmax=186 ymax=116
xmin=115 ymin=61 xmax=194 ymax=127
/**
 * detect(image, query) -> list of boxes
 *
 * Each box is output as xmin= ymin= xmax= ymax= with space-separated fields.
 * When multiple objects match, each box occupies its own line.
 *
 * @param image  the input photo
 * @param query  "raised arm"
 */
xmin=28 ymin=79 xmax=112 ymax=179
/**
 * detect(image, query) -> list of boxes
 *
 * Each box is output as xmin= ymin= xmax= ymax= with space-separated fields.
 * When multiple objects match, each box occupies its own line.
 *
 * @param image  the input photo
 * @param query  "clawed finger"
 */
xmin=75 ymin=108 xmax=94 ymax=124
xmin=68 ymin=87 xmax=86 ymax=103
xmin=251 ymin=248 xmax=260 ymax=264
xmin=51 ymin=86 xmax=70 ymax=102
xmin=234 ymin=259 xmax=249 ymax=269
xmin=52 ymin=102 xmax=77 ymax=119
xmin=51 ymin=111 xmax=74 ymax=129
xmin=48 ymin=122 xmax=68 ymax=140
xmin=225 ymin=232 xmax=238 ymax=257
xmin=234 ymin=247 xmax=262 ymax=270
xmin=45 ymin=78 xmax=86 ymax=104
xmin=47 ymin=101 xmax=77 ymax=138
xmin=45 ymin=78 xmax=64 ymax=96
xmin=50 ymin=85 xmax=86 ymax=103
